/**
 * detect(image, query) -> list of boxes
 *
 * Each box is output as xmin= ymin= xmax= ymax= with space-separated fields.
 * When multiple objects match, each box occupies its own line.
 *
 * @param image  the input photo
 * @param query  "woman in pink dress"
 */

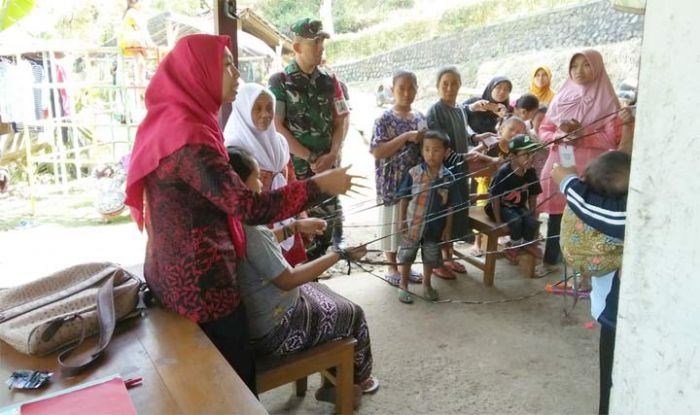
xmin=537 ymin=49 xmax=622 ymax=275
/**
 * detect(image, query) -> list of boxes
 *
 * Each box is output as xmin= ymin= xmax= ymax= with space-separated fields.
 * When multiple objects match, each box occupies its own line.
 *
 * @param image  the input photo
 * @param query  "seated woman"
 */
xmin=224 ymin=83 xmax=307 ymax=266
xmin=228 ymin=147 xmax=380 ymax=405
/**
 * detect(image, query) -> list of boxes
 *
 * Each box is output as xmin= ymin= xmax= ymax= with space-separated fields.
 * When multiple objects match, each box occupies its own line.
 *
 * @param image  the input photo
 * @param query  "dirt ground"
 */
xmin=0 ymin=87 xmax=600 ymax=414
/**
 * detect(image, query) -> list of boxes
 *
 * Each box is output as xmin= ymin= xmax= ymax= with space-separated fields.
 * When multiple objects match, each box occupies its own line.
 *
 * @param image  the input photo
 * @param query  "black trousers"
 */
xmin=599 ymin=323 xmax=616 ymax=414
xmin=598 ymin=273 xmax=620 ymax=414
xmin=543 ymin=213 xmax=562 ymax=265
xmin=199 ymin=306 xmax=257 ymax=395
xmin=492 ymin=206 xmax=539 ymax=242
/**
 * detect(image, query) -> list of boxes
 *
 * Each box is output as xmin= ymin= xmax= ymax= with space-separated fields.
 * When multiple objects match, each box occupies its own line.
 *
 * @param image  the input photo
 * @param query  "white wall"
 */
xmin=612 ymin=0 xmax=700 ymax=412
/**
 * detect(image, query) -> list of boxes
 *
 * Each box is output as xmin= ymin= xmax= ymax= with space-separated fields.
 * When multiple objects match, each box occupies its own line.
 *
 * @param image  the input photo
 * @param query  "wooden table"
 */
xmin=0 ymin=307 xmax=267 ymax=414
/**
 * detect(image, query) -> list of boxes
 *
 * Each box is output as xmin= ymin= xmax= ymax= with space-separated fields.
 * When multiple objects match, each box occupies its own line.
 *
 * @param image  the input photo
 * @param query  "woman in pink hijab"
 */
xmin=536 ymin=49 xmax=622 ymax=275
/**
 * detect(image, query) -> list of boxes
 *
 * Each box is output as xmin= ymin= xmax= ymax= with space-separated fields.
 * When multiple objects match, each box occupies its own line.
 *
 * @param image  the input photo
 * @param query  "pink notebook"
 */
xmin=21 ymin=377 xmax=136 ymax=415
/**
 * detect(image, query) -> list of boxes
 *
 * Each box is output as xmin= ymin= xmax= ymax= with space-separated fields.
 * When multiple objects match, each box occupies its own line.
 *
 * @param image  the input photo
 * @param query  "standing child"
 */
xmin=396 ymin=130 xmax=461 ymax=303
xmin=485 ymin=134 xmax=544 ymax=261
xmin=513 ymin=93 xmax=540 ymax=126
xmin=532 ymin=105 xmax=547 ymax=137
xmin=426 ymin=66 xmax=484 ymax=279
xmin=370 ymin=70 xmax=427 ymax=286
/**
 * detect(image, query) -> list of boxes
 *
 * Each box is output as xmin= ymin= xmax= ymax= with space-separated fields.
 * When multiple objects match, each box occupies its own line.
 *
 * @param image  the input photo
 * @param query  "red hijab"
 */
xmin=125 ymin=34 xmax=246 ymax=256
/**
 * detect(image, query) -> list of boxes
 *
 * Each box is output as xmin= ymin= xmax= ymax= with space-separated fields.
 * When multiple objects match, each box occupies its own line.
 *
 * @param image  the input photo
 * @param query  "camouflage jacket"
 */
xmin=269 ymin=60 xmax=336 ymax=176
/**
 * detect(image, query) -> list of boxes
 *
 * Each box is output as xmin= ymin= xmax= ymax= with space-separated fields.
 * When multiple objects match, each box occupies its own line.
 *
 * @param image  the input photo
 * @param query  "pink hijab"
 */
xmin=547 ymin=49 xmax=620 ymax=127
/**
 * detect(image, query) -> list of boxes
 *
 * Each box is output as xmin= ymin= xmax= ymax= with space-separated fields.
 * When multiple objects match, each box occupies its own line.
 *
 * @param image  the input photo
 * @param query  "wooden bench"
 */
xmin=454 ymin=206 xmax=539 ymax=286
xmin=256 ymin=337 xmax=357 ymax=414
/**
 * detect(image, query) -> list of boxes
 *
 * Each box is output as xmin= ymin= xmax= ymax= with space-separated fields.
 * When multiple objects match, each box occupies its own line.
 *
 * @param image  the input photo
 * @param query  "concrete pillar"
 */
xmin=612 ymin=0 xmax=700 ymax=412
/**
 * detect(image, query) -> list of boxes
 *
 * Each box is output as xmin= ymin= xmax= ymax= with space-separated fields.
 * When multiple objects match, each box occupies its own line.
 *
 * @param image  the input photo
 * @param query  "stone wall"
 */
xmin=333 ymin=0 xmax=644 ymax=84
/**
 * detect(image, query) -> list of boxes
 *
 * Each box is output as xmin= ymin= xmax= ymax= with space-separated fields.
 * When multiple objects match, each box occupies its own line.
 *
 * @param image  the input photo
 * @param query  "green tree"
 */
xmin=256 ymin=0 xmax=320 ymax=35
xmin=43 ymin=0 xmax=207 ymax=45
xmin=149 ymin=0 xmax=210 ymax=16
xmin=0 ymin=0 xmax=36 ymax=31
xmin=250 ymin=0 xmax=414 ymax=35
xmin=332 ymin=0 xmax=414 ymax=33
xmin=47 ymin=0 xmax=121 ymax=44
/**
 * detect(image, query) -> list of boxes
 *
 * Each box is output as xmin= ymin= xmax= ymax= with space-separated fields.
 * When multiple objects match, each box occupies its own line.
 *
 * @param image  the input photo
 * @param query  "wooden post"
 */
xmin=295 ymin=377 xmax=308 ymax=397
xmin=214 ymin=0 xmax=238 ymax=128
xmin=336 ymin=347 xmax=354 ymax=414
xmin=484 ymin=233 xmax=498 ymax=286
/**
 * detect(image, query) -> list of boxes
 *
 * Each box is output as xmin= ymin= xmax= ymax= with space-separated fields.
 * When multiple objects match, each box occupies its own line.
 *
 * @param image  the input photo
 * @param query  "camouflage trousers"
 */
xmin=294 ymin=156 xmax=344 ymax=260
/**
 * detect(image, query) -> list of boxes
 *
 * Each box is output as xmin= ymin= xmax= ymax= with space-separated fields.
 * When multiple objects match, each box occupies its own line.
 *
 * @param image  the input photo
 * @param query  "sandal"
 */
xmin=535 ymin=264 xmax=556 ymax=278
xmin=408 ymin=269 xmax=423 ymax=284
xmin=432 ymin=267 xmax=456 ymax=280
xmin=555 ymin=277 xmax=592 ymax=293
xmin=444 ymin=260 xmax=467 ymax=274
xmin=468 ymin=246 xmax=484 ymax=257
xmin=503 ymin=247 xmax=520 ymax=265
xmin=524 ymin=243 xmax=544 ymax=259
xmin=384 ymin=272 xmax=400 ymax=286
xmin=398 ymin=289 xmax=414 ymax=304
xmin=423 ymin=286 xmax=439 ymax=301
xmin=360 ymin=376 xmax=380 ymax=394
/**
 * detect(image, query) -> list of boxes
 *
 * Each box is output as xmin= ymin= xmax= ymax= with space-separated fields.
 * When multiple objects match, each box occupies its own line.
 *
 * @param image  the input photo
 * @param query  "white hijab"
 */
xmin=224 ymin=82 xmax=295 ymax=250
xmin=224 ymin=82 xmax=290 ymax=190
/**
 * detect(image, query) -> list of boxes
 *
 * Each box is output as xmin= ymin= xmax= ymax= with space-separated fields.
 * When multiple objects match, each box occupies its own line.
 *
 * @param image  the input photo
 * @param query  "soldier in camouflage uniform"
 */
xmin=269 ymin=18 xmax=349 ymax=260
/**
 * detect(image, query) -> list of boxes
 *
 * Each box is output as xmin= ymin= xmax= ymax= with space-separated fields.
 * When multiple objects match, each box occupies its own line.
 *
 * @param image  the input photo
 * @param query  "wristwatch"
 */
xmin=282 ymin=222 xmax=295 ymax=240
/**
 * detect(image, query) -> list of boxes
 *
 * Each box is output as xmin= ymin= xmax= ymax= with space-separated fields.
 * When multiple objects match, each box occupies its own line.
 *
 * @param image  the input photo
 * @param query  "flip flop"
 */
xmin=468 ymin=247 xmax=484 ymax=257
xmin=444 ymin=260 xmax=467 ymax=274
xmin=535 ymin=264 xmax=556 ymax=278
xmin=360 ymin=376 xmax=380 ymax=394
xmin=523 ymin=242 xmax=544 ymax=258
xmin=503 ymin=248 xmax=520 ymax=265
xmin=398 ymin=289 xmax=414 ymax=304
xmin=408 ymin=269 xmax=423 ymax=283
xmin=432 ymin=267 xmax=456 ymax=280
xmin=423 ymin=286 xmax=439 ymax=301
xmin=384 ymin=272 xmax=400 ymax=286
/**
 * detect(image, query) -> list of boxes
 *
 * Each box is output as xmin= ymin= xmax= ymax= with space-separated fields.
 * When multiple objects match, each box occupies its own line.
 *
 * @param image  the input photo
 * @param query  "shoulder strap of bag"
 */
xmin=56 ymin=272 xmax=118 ymax=377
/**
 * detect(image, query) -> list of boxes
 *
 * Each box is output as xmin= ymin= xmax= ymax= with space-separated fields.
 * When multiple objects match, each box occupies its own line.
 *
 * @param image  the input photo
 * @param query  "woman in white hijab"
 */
xmin=224 ymin=83 xmax=308 ymax=265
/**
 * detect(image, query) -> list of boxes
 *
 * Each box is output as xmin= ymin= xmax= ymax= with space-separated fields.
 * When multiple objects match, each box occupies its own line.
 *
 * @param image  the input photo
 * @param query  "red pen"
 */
xmin=124 ymin=377 xmax=143 ymax=389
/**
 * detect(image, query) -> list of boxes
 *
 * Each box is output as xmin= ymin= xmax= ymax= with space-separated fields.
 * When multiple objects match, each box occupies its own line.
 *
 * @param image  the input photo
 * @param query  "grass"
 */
xmin=0 ymin=213 xmax=131 ymax=232
xmin=326 ymin=0 xmax=583 ymax=64
xmin=0 ymin=181 xmax=132 ymax=231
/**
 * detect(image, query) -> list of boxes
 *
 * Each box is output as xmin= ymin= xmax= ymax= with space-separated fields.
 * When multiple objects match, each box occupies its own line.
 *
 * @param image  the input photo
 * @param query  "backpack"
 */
xmin=0 ymin=262 xmax=142 ymax=376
